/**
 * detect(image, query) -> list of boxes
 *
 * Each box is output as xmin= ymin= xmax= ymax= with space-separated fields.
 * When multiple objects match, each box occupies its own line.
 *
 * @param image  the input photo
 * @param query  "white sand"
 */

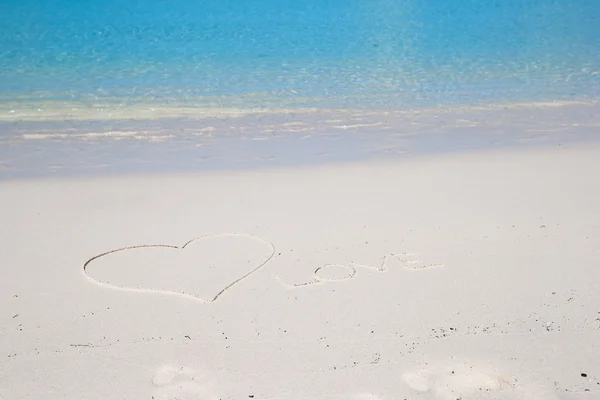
xmin=1 ymin=144 xmax=600 ymax=399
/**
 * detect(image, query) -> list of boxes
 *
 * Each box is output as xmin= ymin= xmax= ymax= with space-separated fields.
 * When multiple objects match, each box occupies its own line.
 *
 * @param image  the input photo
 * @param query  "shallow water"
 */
xmin=2 ymin=0 xmax=600 ymax=177
xmin=1 ymin=0 xmax=599 ymax=115
xmin=1 ymin=102 xmax=599 ymax=179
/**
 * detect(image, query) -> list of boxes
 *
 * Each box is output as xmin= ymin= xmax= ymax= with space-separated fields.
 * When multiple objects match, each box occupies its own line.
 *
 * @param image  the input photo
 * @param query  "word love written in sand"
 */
xmin=274 ymin=252 xmax=443 ymax=288
xmin=83 ymin=233 xmax=443 ymax=302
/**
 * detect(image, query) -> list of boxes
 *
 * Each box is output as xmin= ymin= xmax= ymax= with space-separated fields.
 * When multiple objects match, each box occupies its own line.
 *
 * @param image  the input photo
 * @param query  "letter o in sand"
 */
xmin=314 ymin=264 xmax=356 ymax=282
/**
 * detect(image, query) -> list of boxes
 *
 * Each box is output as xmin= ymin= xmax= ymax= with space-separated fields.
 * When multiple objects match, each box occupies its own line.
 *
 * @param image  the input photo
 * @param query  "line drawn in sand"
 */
xmin=83 ymin=233 xmax=276 ymax=303
xmin=395 ymin=252 xmax=444 ymax=271
xmin=274 ymin=252 xmax=443 ymax=288
xmin=153 ymin=364 xmax=220 ymax=400
xmin=83 ymin=235 xmax=443 ymax=301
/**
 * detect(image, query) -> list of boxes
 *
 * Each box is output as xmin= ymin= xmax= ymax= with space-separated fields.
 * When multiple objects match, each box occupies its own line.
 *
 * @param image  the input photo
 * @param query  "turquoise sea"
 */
xmin=1 ymin=0 xmax=599 ymax=113
xmin=1 ymin=0 xmax=599 ymax=177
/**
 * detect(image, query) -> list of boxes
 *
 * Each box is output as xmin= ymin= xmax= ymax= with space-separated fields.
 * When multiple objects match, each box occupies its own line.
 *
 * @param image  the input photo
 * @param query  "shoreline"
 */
xmin=2 ymin=100 xmax=600 ymax=180
xmin=1 ymin=97 xmax=597 ymax=123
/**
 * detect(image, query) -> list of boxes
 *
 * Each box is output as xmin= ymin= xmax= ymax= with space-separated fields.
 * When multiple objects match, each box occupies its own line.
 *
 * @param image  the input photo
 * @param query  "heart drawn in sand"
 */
xmin=83 ymin=233 xmax=276 ymax=302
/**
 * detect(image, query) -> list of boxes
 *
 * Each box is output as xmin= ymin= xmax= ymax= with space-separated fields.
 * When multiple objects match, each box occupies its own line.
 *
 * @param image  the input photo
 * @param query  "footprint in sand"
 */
xmin=152 ymin=365 xmax=219 ymax=400
xmin=83 ymin=233 xmax=275 ymax=302
xmin=401 ymin=362 xmax=559 ymax=400
xmin=352 ymin=394 xmax=385 ymax=400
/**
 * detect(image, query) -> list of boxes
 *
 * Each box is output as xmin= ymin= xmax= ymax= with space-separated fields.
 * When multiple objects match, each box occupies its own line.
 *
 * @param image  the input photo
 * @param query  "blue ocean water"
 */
xmin=1 ymin=0 xmax=599 ymax=112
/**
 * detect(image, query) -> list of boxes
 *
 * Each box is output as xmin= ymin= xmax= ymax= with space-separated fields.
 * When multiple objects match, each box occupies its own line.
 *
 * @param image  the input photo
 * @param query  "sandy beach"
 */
xmin=1 ymin=140 xmax=599 ymax=399
xmin=2 ymin=0 xmax=600 ymax=397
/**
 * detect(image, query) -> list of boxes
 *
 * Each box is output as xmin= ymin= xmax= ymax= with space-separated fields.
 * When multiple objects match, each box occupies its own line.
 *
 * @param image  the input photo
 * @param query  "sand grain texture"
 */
xmin=1 ymin=145 xmax=599 ymax=399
